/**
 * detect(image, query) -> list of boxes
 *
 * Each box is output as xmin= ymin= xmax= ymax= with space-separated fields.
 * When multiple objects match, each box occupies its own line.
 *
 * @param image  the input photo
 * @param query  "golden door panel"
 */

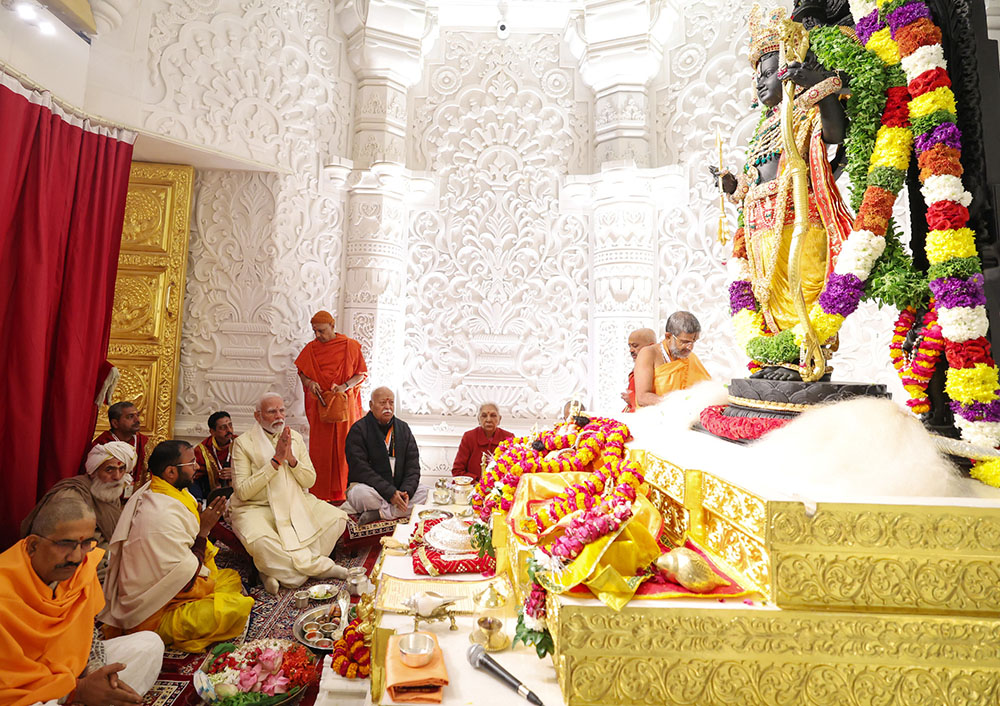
xmin=110 ymin=270 xmax=165 ymax=341
xmin=95 ymin=162 xmax=193 ymax=453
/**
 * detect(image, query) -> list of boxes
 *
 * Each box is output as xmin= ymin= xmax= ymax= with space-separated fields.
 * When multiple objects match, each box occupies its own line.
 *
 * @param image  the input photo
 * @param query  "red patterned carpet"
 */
xmin=141 ymin=533 xmax=380 ymax=706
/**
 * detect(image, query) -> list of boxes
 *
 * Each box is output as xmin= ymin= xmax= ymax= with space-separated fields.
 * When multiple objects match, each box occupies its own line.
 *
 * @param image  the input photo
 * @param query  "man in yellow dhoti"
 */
xmin=100 ymin=440 xmax=253 ymax=653
xmin=231 ymin=393 xmax=349 ymax=595
xmin=634 ymin=311 xmax=711 ymax=407
xmin=2 ymin=495 xmax=163 ymax=705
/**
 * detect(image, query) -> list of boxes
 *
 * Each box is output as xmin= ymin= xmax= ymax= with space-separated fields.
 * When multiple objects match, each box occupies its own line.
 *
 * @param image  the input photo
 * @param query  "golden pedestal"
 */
xmin=500 ymin=448 xmax=1000 ymax=705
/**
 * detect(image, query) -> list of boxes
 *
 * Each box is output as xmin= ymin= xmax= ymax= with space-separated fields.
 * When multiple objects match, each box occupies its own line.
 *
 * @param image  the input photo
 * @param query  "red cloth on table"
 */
xmin=451 ymin=427 xmax=514 ymax=480
xmin=0 ymin=78 xmax=134 ymax=548
xmin=295 ymin=334 xmax=367 ymax=502
xmin=410 ymin=517 xmax=496 ymax=575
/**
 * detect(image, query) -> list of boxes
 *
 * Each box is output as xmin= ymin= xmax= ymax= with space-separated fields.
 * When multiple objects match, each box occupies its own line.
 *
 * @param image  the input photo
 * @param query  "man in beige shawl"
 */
xmin=20 ymin=441 xmax=137 ymax=583
xmin=231 ymin=393 xmax=349 ymax=595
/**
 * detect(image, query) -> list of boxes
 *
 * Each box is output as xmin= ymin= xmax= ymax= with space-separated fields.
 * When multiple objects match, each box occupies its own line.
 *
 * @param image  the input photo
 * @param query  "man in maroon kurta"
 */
xmin=89 ymin=401 xmax=149 ymax=482
xmin=451 ymin=403 xmax=514 ymax=481
xmin=295 ymin=311 xmax=367 ymax=502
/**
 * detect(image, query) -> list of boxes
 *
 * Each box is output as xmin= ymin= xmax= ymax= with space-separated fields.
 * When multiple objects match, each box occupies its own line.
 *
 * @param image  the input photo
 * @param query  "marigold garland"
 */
xmin=470 ymin=417 xmax=635 ymax=522
xmin=329 ymin=618 xmax=371 ymax=679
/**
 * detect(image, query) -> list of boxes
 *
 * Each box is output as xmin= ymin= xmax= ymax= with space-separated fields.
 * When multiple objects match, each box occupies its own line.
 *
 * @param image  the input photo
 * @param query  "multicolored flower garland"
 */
xmin=851 ymin=0 xmax=1000 ymax=485
xmin=519 ymin=457 xmax=646 ymax=536
xmin=888 ymin=304 xmax=944 ymax=413
xmin=470 ymin=417 xmax=631 ymax=522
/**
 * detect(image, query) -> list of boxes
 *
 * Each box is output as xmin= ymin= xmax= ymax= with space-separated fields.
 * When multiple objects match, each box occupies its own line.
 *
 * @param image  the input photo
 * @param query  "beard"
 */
xmin=263 ymin=419 xmax=285 ymax=435
xmin=669 ymin=344 xmax=691 ymax=359
xmin=91 ymin=476 xmax=129 ymax=502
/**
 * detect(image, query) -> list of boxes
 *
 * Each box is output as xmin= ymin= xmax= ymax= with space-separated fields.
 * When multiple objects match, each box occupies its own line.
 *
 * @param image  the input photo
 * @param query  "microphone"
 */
xmin=467 ymin=644 xmax=545 ymax=706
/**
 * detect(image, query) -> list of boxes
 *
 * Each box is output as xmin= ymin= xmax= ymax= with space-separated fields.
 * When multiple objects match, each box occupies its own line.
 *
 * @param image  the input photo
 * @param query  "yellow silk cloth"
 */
xmin=746 ymin=221 xmax=828 ymax=332
xmin=125 ymin=476 xmax=253 ymax=652
xmin=508 ymin=473 xmax=663 ymax=610
xmin=0 ymin=542 xmax=105 ymax=706
xmin=653 ymin=352 xmax=712 ymax=397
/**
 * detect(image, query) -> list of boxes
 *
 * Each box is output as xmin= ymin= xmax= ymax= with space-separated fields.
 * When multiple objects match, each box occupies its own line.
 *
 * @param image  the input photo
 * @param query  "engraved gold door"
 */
xmin=94 ymin=163 xmax=194 ymax=453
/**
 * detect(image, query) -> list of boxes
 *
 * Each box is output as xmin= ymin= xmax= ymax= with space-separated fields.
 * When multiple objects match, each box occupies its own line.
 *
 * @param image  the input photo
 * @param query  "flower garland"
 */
xmin=519 ymin=456 xmax=646 ymax=536
xmin=698 ymin=404 xmax=793 ymax=441
xmin=470 ymin=417 xmax=632 ymax=522
xmin=727 ymin=15 xmax=924 ymax=366
xmin=330 ymin=618 xmax=371 ymax=679
xmin=852 ymin=0 xmax=1000 ymax=486
xmin=547 ymin=500 xmax=633 ymax=566
xmin=888 ymin=305 xmax=944 ymax=413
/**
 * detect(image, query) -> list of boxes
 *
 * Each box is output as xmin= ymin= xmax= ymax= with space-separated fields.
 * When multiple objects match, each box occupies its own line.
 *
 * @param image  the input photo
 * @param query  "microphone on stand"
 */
xmin=467 ymin=644 xmax=545 ymax=706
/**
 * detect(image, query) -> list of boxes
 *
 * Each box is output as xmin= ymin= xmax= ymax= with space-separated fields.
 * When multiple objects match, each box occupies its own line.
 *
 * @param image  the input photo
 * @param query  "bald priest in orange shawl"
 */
xmin=295 ymin=310 xmax=368 ymax=502
xmin=1 ymin=495 xmax=162 ymax=706
xmin=633 ymin=311 xmax=711 ymax=407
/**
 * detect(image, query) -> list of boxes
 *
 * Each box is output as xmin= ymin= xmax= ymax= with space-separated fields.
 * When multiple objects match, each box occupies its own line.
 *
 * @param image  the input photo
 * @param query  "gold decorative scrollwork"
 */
xmin=96 ymin=163 xmax=193 ymax=451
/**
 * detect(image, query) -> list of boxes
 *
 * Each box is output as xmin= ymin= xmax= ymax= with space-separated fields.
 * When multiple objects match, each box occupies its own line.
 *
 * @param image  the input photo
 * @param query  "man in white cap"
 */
xmin=20 ymin=442 xmax=137 ymax=583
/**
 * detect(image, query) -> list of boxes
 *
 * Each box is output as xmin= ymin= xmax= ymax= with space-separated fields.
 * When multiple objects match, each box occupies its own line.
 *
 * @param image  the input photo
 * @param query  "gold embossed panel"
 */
xmin=95 ymin=163 xmax=193 ymax=456
xmin=553 ymin=599 xmax=1000 ymax=705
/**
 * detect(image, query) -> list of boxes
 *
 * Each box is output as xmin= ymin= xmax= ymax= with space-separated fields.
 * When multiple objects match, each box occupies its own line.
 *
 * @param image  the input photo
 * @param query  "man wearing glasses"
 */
xmin=101 ymin=440 xmax=254 ymax=652
xmin=0 ymin=495 xmax=163 ymax=705
xmin=20 ymin=442 xmax=138 ymax=583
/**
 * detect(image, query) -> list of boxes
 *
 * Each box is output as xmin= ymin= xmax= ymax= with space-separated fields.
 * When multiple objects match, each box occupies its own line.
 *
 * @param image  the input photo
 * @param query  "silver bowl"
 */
xmin=398 ymin=631 xmax=435 ymax=668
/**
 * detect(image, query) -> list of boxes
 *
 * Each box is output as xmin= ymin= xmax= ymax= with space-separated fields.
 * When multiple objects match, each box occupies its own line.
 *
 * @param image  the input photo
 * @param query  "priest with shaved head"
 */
xmin=2 ymin=495 xmax=163 ymax=705
xmin=295 ymin=310 xmax=367 ymax=503
xmin=230 ymin=393 xmax=350 ymax=595
xmin=345 ymin=387 xmax=427 ymax=524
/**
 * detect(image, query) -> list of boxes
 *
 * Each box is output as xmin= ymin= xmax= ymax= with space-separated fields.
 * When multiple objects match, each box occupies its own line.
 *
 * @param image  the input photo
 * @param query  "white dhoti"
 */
xmin=30 ymin=631 xmax=164 ymax=706
xmin=238 ymin=507 xmax=346 ymax=587
xmin=347 ymin=483 xmax=429 ymax=520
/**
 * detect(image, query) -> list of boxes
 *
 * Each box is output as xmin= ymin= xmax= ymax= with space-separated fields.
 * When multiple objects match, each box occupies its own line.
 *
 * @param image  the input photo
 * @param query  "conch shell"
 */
xmin=655 ymin=547 xmax=728 ymax=593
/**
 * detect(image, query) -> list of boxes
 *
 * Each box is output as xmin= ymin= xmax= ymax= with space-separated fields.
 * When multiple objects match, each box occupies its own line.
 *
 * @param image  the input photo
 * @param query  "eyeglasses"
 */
xmin=36 ymin=535 xmax=99 ymax=553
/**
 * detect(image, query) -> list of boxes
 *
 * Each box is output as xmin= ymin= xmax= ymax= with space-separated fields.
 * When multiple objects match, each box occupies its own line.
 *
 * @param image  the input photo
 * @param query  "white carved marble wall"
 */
xmin=654 ymin=0 xmax=905 ymax=397
xmin=142 ymin=0 xmax=353 ymax=169
xmin=175 ymin=168 xmax=347 ymax=437
xmin=403 ymin=32 xmax=594 ymax=422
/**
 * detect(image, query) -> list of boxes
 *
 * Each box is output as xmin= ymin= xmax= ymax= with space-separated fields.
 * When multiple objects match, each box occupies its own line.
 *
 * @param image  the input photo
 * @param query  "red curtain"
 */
xmin=0 ymin=76 xmax=134 ymax=549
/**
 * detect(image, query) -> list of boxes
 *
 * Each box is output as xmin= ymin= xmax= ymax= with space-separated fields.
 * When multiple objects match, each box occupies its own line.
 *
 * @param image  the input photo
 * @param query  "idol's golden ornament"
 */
xmin=655 ymin=547 xmax=728 ymax=592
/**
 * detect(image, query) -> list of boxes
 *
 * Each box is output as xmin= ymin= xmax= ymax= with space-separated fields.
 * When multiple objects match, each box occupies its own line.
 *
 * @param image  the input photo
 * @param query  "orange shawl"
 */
xmin=653 ymin=352 xmax=711 ymax=395
xmin=0 ymin=542 xmax=104 ymax=706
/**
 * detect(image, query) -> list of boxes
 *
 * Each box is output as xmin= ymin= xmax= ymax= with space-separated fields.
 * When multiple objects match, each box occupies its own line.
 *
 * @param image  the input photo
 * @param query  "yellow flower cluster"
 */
xmin=925 ymin=228 xmax=977 ymax=264
xmin=866 ymin=28 xmax=901 ymax=65
xmin=971 ymin=458 xmax=1000 ymax=488
xmin=732 ymin=309 xmax=764 ymax=349
xmin=868 ymin=126 xmax=913 ymax=172
xmin=793 ymin=305 xmax=844 ymax=347
xmin=909 ymin=86 xmax=957 ymax=119
xmin=944 ymin=364 xmax=1000 ymax=405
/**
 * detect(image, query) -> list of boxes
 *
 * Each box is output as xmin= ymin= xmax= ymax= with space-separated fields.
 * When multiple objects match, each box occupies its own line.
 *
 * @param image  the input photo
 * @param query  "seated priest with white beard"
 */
xmin=21 ymin=442 xmax=138 ymax=584
xmin=345 ymin=387 xmax=428 ymax=524
xmin=230 ymin=393 xmax=350 ymax=595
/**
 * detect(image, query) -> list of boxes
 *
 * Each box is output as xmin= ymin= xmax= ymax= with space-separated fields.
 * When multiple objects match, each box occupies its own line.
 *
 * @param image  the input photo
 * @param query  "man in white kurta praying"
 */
xmin=231 ymin=393 xmax=349 ymax=595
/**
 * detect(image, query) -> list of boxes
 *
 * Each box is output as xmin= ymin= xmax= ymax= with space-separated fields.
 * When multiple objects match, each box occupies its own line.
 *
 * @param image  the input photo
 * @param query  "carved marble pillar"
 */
xmin=566 ymin=165 xmax=685 ymax=410
xmin=341 ymin=164 xmax=409 ymax=398
xmin=334 ymin=0 xmax=437 ymax=402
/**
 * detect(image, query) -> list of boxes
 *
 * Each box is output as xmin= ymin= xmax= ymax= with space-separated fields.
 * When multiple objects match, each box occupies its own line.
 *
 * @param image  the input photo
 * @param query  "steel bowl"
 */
xmin=398 ymin=631 xmax=435 ymax=668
